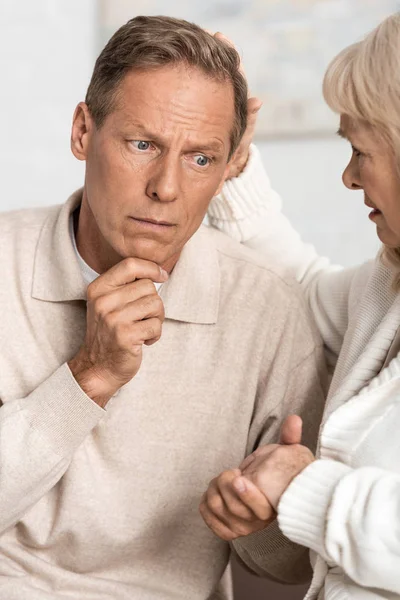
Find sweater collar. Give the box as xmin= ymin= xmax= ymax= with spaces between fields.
xmin=32 ymin=189 xmax=220 ymax=325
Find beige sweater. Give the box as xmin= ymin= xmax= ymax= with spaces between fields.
xmin=0 ymin=192 xmax=326 ymax=600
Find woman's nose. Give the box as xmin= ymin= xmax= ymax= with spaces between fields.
xmin=342 ymin=157 xmax=362 ymax=190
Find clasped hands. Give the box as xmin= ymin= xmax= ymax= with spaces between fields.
xmin=199 ymin=415 xmax=315 ymax=541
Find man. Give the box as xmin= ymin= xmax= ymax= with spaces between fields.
xmin=0 ymin=16 xmax=326 ymax=600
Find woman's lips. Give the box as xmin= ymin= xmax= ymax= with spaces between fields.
xmin=368 ymin=208 xmax=382 ymax=221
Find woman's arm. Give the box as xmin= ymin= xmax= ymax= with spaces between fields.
xmin=211 ymin=145 xmax=359 ymax=367
xmin=279 ymin=459 xmax=400 ymax=593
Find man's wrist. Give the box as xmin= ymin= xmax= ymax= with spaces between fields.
xmin=68 ymin=357 xmax=117 ymax=408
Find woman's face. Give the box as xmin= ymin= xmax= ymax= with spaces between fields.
xmin=340 ymin=114 xmax=400 ymax=248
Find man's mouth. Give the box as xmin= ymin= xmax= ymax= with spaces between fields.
xmin=129 ymin=216 xmax=175 ymax=229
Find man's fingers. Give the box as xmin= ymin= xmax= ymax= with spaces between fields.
xmin=216 ymin=470 xmax=255 ymax=521
xmin=91 ymin=279 xmax=159 ymax=315
xmin=200 ymin=492 xmax=269 ymax=541
xmin=280 ymin=415 xmax=303 ymax=445
xmin=88 ymin=257 xmax=168 ymax=299
xmin=199 ymin=498 xmax=238 ymax=542
xmin=113 ymin=294 xmax=165 ymax=326
xmin=232 ymin=476 xmax=275 ymax=522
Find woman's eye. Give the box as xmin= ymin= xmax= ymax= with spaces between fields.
xmin=194 ymin=154 xmax=209 ymax=167
xmin=352 ymin=146 xmax=362 ymax=158
xmin=132 ymin=140 xmax=151 ymax=151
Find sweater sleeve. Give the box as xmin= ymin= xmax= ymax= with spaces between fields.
xmin=233 ymin=291 xmax=328 ymax=584
xmin=209 ymin=145 xmax=358 ymax=369
xmin=0 ymin=362 xmax=104 ymax=534
xmin=278 ymin=356 xmax=400 ymax=593
xmin=278 ymin=460 xmax=400 ymax=594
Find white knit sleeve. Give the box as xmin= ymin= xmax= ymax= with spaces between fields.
xmin=209 ymin=145 xmax=358 ymax=367
xmin=278 ymin=459 xmax=400 ymax=594
xmin=278 ymin=356 xmax=400 ymax=593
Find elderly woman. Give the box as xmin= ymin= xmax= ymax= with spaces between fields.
xmin=201 ymin=13 xmax=400 ymax=600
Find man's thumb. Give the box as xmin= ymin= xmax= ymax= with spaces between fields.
xmin=279 ymin=415 xmax=302 ymax=445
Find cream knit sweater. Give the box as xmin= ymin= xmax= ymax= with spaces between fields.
xmin=209 ymin=146 xmax=400 ymax=600
xmin=0 ymin=190 xmax=326 ymax=599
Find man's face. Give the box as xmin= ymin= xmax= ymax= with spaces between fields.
xmin=75 ymin=64 xmax=235 ymax=272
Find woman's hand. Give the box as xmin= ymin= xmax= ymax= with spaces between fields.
xmin=239 ymin=440 xmax=315 ymax=512
xmin=211 ymin=32 xmax=263 ymax=179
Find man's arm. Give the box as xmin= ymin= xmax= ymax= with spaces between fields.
xmin=201 ymin=290 xmax=328 ymax=583
xmin=0 ymin=363 xmax=104 ymax=534
xmin=0 ymin=258 xmax=166 ymax=534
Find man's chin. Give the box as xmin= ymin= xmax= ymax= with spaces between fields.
xmin=121 ymin=243 xmax=180 ymax=274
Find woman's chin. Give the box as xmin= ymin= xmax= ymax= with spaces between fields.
xmin=376 ymin=225 xmax=400 ymax=248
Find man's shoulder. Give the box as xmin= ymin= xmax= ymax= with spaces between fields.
xmin=199 ymin=225 xmax=299 ymax=293
xmin=0 ymin=203 xmax=60 ymax=232
xmin=0 ymin=203 xmax=61 ymax=245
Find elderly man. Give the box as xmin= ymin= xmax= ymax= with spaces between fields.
xmin=0 ymin=15 xmax=325 ymax=600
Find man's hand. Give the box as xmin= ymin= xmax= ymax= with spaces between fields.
xmin=68 ymin=257 xmax=168 ymax=408
xmin=199 ymin=416 xmax=311 ymax=540
xmin=199 ymin=468 xmax=275 ymax=541
xmin=212 ymin=32 xmax=262 ymax=180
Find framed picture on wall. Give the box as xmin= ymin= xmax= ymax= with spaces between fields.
xmin=99 ymin=0 xmax=400 ymax=138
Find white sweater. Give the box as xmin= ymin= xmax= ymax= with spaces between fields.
xmin=208 ymin=146 xmax=400 ymax=600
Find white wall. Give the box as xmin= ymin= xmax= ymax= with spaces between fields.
xmin=258 ymin=136 xmax=380 ymax=266
xmin=0 ymin=0 xmax=97 ymax=211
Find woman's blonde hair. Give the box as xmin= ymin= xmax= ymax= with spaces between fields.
xmin=322 ymin=12 xmax=400 ymax=284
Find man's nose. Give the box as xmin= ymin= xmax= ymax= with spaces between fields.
xmin=146 ymin=154 xmax=179 ymax=202
xmin=342 ymin=155 xmax=362 ymax=191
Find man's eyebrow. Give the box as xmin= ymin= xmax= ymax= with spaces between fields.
xmin=192 ymin=140 xmax=225 ymax=154
xmin=123 ymin=123 xmax=225 ymax=153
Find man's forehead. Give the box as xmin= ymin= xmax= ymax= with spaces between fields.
xmin=111 ymin=66 xmax=235 ymax=152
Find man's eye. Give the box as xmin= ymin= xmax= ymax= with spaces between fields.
xmin=194 ymin=154 xmax=209 ymax=167
xmin=132 ymin=140 xmax=151 ymax=151
xmin=352 ymin=145 xmax=362 ymax=158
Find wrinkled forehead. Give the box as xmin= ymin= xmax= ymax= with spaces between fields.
xmin=110 ymin=65 xmax=235 ymax=150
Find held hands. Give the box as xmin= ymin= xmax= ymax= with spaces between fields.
xmin=199 ymin=416 xmax=315 ymax=541
xmin=68 ymin=258 xmax=168 ymax=408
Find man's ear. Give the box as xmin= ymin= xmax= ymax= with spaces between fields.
xmin=71 ymin=102 xmax=93 ymax=161
xmin=214 ymin=162 xmax=232 ymax=196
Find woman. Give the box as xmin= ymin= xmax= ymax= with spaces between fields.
xmin=201 ymin=13 xmax=400 ymax=600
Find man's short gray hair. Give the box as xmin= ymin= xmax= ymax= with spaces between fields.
xmin=85 ymin=15 xmax=248 ymax=159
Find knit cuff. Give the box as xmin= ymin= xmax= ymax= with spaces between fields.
xmin=208 ymin=144 xmax=280 ymax=241
xmin=233 ymin=518 xmax=312 ymax=583
xmin=278 ymin=459 xmax=352 ymax=562
xmin=23 ymin=362 xmax=105 ymax=456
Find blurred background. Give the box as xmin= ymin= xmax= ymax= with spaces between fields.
xmin=1 ymin=0 xmax=399 ymax=597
